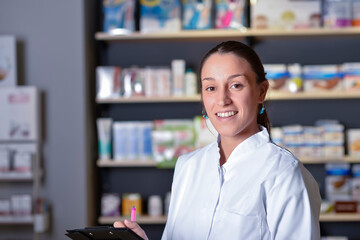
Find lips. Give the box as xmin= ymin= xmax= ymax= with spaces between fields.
xmin=216 ymin=111 xmax=238 ymax=118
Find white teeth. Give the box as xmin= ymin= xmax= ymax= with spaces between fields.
xmin=217 ymin=111 xmax=236 ymax=118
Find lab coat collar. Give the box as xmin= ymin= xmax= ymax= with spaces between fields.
xmin=217 ymin=125 xmax=270 ymax=168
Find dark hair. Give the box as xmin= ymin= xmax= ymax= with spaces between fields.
xmin=199 ymin=41 xmax=271 ymax=134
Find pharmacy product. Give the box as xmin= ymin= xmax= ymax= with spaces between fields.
xmin=113 ymin=122 xmax=127 ymax=161
xmin=140 ymin=0 xmax=181 ymax=33
xmin=122 ymin=193 xmax=142 ymax=216
xmin=148 ymin=195 xmax=163 ymax=217
xmin=342 ymin=63 xmax=360 ymax=91
xmin=323 ymin=0 xmax=352 ymax=28
xmin=97 ymin=118 xmax=113 ymax=161
xmin=263 ymin=64 xmax=289 ymax=92
xmin=216 ymin=0 xmax=246 ymax=29
xmin=138 ymin=122 xmax=153 ymax=160
xmin=0 ymin=148 xmax=10 ymax=173
xmin=184 ymin=68 xmax=197 ymax=96
xmin=183 ymin=0 xmax=212 ymax=30
xmin=101 ymin=193 xmax=120 ymax=217
xmin=353 ymin=0 xmax=360 ymax=26
xmin=325 ymin=163 xmax=351 ymax=202
xmin=347 ymin=129 xmax=360 ymax=157
xmin=171 ymin=60 xmax=185 ymax=96
xmin=103 ymin=0 xmax=135 ymax=34
xmin=288 ymin=63 xmax=303 ymax=93
xmin=96 ymin=66 xmax=122 ymax=99
xmin=303 ymin=65 xmax=342 ymax=92
xmin=251 ymin=0 xmax=321 ymax=29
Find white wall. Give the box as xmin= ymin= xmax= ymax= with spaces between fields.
xmin=0 ymin=0 xmax=93 ymax=239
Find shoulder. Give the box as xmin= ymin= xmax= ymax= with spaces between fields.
xmin=175 ymin=141 xmax=217 ymax=170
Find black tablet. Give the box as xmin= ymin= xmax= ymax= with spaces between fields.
xmin=66 ymin=226 xmax=144 ymax=240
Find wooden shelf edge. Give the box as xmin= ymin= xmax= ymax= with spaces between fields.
xmin=0 ymin=172 xmax=33 ymax=181
xmin=301 ymin=156 xmax=360 ymax=164
xmin=98 ymin=215 xmax=167 ymax=225
xmin=320 ymin=213 xmax=360 ymax=222
xmin=95 ymin=27 xmax=360 ymax=41
xmin=99 ymin=213 xmax=360 ymax=224
xmin=97 ymin=160 xmax=158 ymax=167
xmin=96 ymin=91 xmax=360 ymax=104
xmin=96 ymin=95 xmax=201 ymax=103
xmin=0 ymin=215 xmax=34 ymax=225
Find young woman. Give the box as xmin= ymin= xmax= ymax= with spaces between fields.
xmin=114 ymin=41 xmax=321 ymax=240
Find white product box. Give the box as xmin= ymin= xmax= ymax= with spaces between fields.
xmin=96 ymin=66 xmax=122 ymax=99
xmin=263 ymin=64 xmax=289 ymax=92
xmin=0 ymin=87 xmax=39 ymax=141
xmin=0 ymin=148 xmax=10 ymax=173
xmin=0 ymin=35 xmax=17 ymax=87
xmin=0 ymin=199 xmax=11 ymax=215
xmin=303 ymin=65 xmax=343 ymax=92
xmin=140 ymin=0 xmax=181 ymax=33
xmin=251 ymin=0 xmax=321 ymax=30
xmin=347 ymin=129 xmax=360 ymax=157
xmin=342 ymin=63 xmax=360 ymax=91
xmin=101 ymin=193 xmax=120 ymax=217
xmin=11 ymin=194 xmax=32 ymax=216
xmin=13 ymin=151 xmax=32 ymax=173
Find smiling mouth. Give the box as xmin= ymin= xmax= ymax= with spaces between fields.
xmin=216 ymin=111 xmax=238 ymax=118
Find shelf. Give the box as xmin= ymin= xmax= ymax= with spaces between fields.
xmin=0 ymin=172 xmax=33 ymax=181
xmin=96 ymin=95 xmax=201 ymax=104
xmin=96 ymin=91 xmax=360 ymax=104
xmin=320 ymin=213 xmax=360 ymax=222
xmin=97 ymin=156 xmax=360 ymax=168
xmin=98 ymin=215 xmax=167 ymax=225
xmin=301 ymin=156 xmax=360 ymax=164
xmin=267 ymin=91 xmax=360 ymax=100
xmin=95 ymin=27 xmax=360 ymax=41
xmin=100 ymin=214 xmax=360 ymax=224
xmin=97 ymin=160 xmax=157 ymax=167
xmin=0 ymin=215 xmax=33 ymax=225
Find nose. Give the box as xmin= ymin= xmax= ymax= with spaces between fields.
xmin=217 ymin=88 xmax=231 ymax=106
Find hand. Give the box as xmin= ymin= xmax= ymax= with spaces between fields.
xmin=113 ymin=219 xmax=149 ymax=240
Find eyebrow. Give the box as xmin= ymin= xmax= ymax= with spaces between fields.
xmin=202 ymin=73 xmax=245 ymax=81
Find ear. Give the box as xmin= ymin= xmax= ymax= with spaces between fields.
xmin=258 ymin=80 xmax=269 ymax=103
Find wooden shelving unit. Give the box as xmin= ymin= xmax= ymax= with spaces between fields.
xmin=320 ymin=213 xmax=360 ymax=222
xmin=98 ymin=215 xmax=167 ymax=225
xmin=99 ymin=213 xmax=360 ymax=225
xmin=96 ymin=91 xmax=360 ymax=104
xmin=95 ymin=27 xmax=360 ymax=41
xmin=97 ymin=156 xmax=360 ymax=168
xmin=97 ymin=160 xmax=157 ymax=167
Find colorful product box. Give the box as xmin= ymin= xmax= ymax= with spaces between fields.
xmin=96 ymin=66 xmax=122 ymax=99
xmin=323 ymin=0 xmax=352 ymax=28
xmin=342 ymin=63 xmax=360 ymax=91
xmin=263 ymin=64 xmax=289 ymax=92
xmin=347 ymin=129 xmax=360 ymax=157
xmin=140 ymin=0 xmax=181 ymax=33
xmin=183 ymin=0 xmax=212 ymax=30
xmin=103 ymin=0 xmax=135 ymax=34
xmin=303 ymin=65 xmax=343 ymax=92
xmin=101 ymin=193 xmax=120 ymax=217
xmin=215 ymin=0 xmax=246 ymax=29
xmin=325 ymin=163 xmax=351 ymax=202
xmin=251 ymin=0 xmax=321 ymax=29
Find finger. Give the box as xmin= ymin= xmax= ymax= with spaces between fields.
xmin=113 ymin=221 xmax=126 ymax=228
xmin=124 ymin=219 xmax=149 ymax=240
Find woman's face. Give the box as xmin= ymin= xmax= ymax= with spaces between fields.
xmin=201 ymin=53 xmax=268 ymax=141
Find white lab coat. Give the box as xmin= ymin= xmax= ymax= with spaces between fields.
xmin=162 ymin=127 xmax=321 ymax=240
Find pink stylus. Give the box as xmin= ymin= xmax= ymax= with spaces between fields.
xmin=131 ymin=206 xmax=136 ymax=222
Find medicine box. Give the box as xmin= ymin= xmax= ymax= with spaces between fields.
xmin=303 ymin=65 xmax=343 ymax=92
xmin=103 ymin=0 xmax=135 ymax=33
xmin=183 ymin=0 xmax=212 ymax=30
xmin=263 ymin=64 xmax=289 ymax=92
xmin=342 ymin=63 xmax=360 ymax=91
xmin=347 ymin=129 xmax=360 ymax=157
xmin=140 ymin=0 xmax=181 ymax=33
xmin=101 ymin=193 xmax=120 ymax=217
xmin=251 ymin=0 xmax=321 ymax=30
